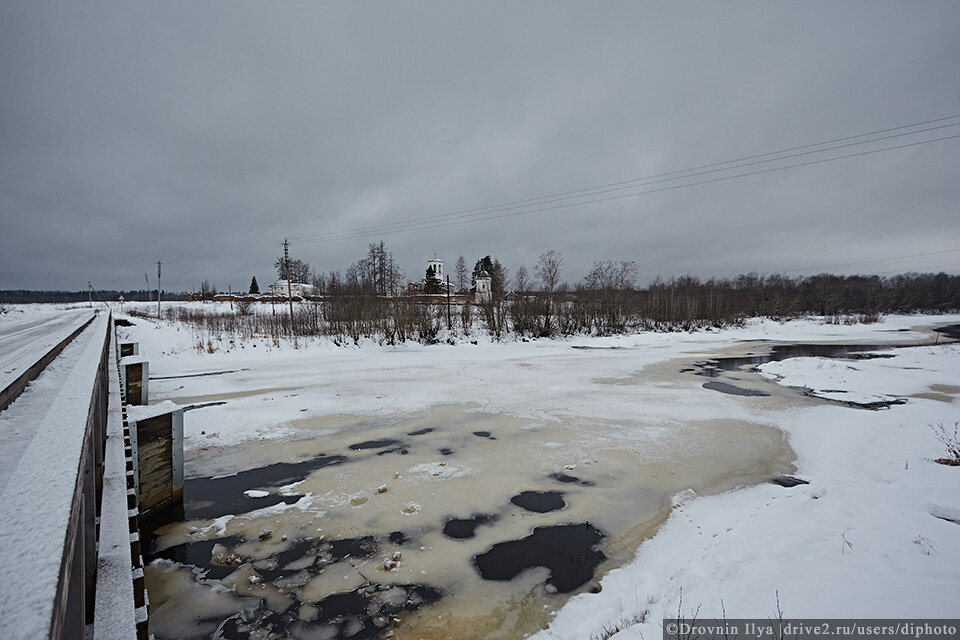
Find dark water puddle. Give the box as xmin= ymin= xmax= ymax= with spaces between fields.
xmin=798 ymin=390 xmax=907 ymax=411
xmin=184 ymin=453 xmax=346 ymax=520
xmin=934 ymin=324 xmax=960 ymax=341
xmin=388 ymin=531 xmax=409 ymax=545
xmin=407 ymin=428 xmax=435 ymax=436
xmin=548 ymin=472 xmax=595 ymax=487
xmin=571 ymin=345 xmax=623 ymax=350
xmin=693 ymin=365 xmax=721 ymax=378
xmin=690 ymin=339 xmax=953 ymax=407
xmin=257 ymin=535 xmax=378 ymax=582
xmin=442 ymin=514 xmax=498 ymax=540
xmin=510 ymin=491 xmax=565 ymax=513
xmin=438 ymin=447 xmax=454 ymax=456
xmin=149 ymin=531 xmax=440 ymax=640
xmin=150 ymin=368 xmax=248 ymax=380
xmin=376 ymin=446 xmax=409 ymax=456
xmin=216 ymin=582 xmax=441 ymax=640
xmin=697 ymin=342 xmax=920 ymax=376
xmin=183 ymin=401 xmax=228 ymax=412
xmin=150 ymin=534 xmax=378 ymax=581
xmin=472 ymin=431 xmax=496 ymax=439
xmin=151 ymin=536 xmax=242 ymax=580
xmin=702 ymin=381 xmax=770 ymax=397
xmin=349 ymin=438 xmax=401 ymax=450
xmin=771 ymin=475 xmax=809 ymax=488
xmin=473 ymin=523 xmax=606 ymax=593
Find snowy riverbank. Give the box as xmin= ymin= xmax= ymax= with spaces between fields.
xmin=532 ymin=335 xmax=960 ymax=639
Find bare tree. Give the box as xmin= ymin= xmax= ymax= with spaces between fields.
xmin=535 ymin=250 xmax=564 ymax=293
xmin=582 ymin=260 xmax=637 ymax=334
xmin=479 ymin=258 xmax=509 ymax=339
xmin=455 ymin=255 xmax=468 ymax=293
xmin=200 ymin=279 xmax=217 ymax=301
xmin=513 ymin=265 xmax=531 ymax=293
xmin=346 ymin=241 xmax=404 ymax=296
xmin=275 ymin=257 xmax=311 ymax=284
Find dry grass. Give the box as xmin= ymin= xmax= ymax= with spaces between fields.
xmin=931 ymin=421 xmax=960 ymax=466
xmin=589 ymin=610 xmax=649 ymax=640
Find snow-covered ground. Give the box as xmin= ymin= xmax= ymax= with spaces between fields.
xmin=96 ymin=303 xmax=960 ymax=637
xmin=534 ymin=344 xmax=960 ymax=639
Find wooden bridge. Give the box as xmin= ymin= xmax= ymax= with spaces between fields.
xmin=0 ymin=310 xmax=180 ymax=640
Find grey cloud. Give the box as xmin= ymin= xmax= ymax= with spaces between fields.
xmin=2 ymin=1 xmax=959 ymax=291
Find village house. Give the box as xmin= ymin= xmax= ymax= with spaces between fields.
xmin=266 ymin=280 xmax=314 ymax=298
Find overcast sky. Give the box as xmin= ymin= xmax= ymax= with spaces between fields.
xmin=2 ymin=1 xmax=959 ymax=292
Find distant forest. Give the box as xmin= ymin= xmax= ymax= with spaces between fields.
xmin=0 ymin=289 xmax=190 ymax=304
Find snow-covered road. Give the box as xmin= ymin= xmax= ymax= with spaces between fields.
xmin=0 ymin=306 xmax=96 ymax=393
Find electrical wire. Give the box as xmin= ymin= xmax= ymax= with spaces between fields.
xmin=291 ymin=120 xmax=960 ymax=243
xmin=204 ymin=115 xmax=960 ymax=257
xmin=777 ymin=248 xmax=960 ymax=274
xmin=298 ymin=132 xmax=960 ymax=243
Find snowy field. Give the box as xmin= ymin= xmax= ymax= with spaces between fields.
xmin=31 ymin=302 xmax=958 ymax=639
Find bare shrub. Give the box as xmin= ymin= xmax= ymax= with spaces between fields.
xmin=589 ymin=610 xmax=649 ymax=640
xmin=459 ymin=300 xmax=473 ymax=335
xmin=931 ymin=421 xmax=960 ymax=466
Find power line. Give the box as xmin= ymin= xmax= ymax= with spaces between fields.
xmin=205 ymin=114 xmax=960 ymax=257
xmin=874 ymin=261 xmax=960 ymax=276
xmin=292 ymin=118 xmax=960 ymax=243
xmin=777 ymin=248 xmax=960 ymax=274
xmin=299 ymin=132 xmax=960 ymax=243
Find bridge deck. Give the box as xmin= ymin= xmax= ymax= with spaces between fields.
xmin=0 ymin=313 xmax=110 ymax=640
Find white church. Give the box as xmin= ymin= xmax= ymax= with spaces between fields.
xmin=408 ymin=257 xmax=491 ymax=301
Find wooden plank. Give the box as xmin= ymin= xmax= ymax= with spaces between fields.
xmin=126 ymin=364 xmax=142 ymax=406
xmin=136 ymin=416 xmax=172 ymax=512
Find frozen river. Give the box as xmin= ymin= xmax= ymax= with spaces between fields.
xmin=116 ymin=310 xmax=956 ymax=640
xmin=141 ymin=344 xmax=806 ymax=639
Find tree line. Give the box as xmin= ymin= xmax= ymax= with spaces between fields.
xmin=0 ymin=289 xmax=191 ymax=304
xmin=128 ymin=242 xmax=960 ymax=347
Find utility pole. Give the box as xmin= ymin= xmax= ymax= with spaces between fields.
xmin=145 ymin=273 xmax=152 ymax=302
xmin=157 ymin=261 xmax=162 ymax=319
xmin=283 ymin=239 xmax=296 ymax=346
xmin=87 ymin=282 xmax=93 ymax=308
xmin=446 ymin=275 xmax=452 ymax=331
